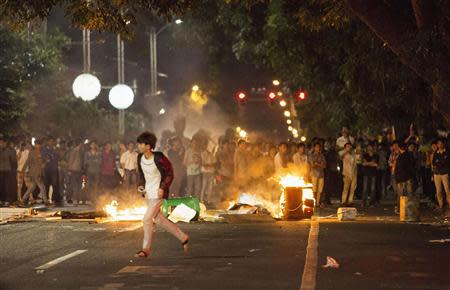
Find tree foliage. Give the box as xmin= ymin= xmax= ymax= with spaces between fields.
xmin=0 ymin=26 xmax=68 ymax=135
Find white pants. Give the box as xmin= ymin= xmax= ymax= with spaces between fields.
xmin=311 ymin=177 xmax=324 ymax=204
xmin=434 ymin=174 xmax=450 ymax=208
xmin=342 ymin=175 xmax=357 ymax=204
xmin=142 ymin=199 xmax=188 ymax=251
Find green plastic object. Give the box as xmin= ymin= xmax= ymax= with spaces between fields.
xmin=162 ymin=196 xmax=200 ymax=220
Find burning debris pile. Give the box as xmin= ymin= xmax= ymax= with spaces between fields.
xmin=100 ymin=174 xmax=315 ymax=223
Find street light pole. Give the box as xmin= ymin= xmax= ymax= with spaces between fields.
xmin=149 ymin=27 xmax=157 ymax=97
xmin=117 ymin=34 xmax=125 ymax=136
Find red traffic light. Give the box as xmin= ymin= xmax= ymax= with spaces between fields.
xmin=296 ymin=90 xmax=307 ymax=100
xmin=268 ymin=92 xmax=276 ymax=100
xmin=237 ymin=92 xmax=247 ymax=100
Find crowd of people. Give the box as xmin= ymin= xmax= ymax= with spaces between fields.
xmin=0 ymin=125 xmax=449 ymax=215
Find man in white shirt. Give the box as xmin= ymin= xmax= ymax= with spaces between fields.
xmin=341 ymin=142 xmax=357 ymax=206
xmin=16 ymin=142 xmax=31 ymax=201
xmin=336 ymin=127 xmax=355 ymax=152
xmin=292 ymin=143 xmax=310 ymax=181
xmin=135 ymin=132 xmax=189 ymax=258
xmin=200 ymin=144 xmax=216 ymax=203
xmin=274 ymin=142 xmax=289 ymax=174
xmin=120 ymin=141 xmax=138 ymax=193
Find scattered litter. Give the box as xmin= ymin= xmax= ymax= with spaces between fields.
xmin=354 ymin=272 xmax=362 ymax=276
xmin=168 ymin=203 xmax=197 ymax=223
xmin=337 ymin=207 xmax=357 ymax=221
xmin=248 ymin=249 xmax=261 ymax=253
xmin=322 ymin=256 xmax=340 ymax=268
xmin=429 ymin=239 xmax=450 ymax=243
xmin=129 ymin=260 xmax=133 ymax=263
xmin=227 ymin=263 xmax=232 ymax=265
xmin=36 ymin=270 xmax=45 ymax=275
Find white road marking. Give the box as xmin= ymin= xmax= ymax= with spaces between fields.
xmin=35 ymin=250 xmax=88 ymax=271
xmin=300 ymin=219 xmax=319 ymax=290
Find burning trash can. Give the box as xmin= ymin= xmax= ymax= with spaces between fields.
xmin=281 ymin=186 xmax=315 ymax=220
xmin=277 ymin=175 xmax=315 ymax=220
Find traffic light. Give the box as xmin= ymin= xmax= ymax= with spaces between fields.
xmin=296 ymin=89 xmax=308 ymax=101
xmin=267 ymin=91 xmax=277 ymax=106
xmin=236 ymin=91 xmax=247 ymax=106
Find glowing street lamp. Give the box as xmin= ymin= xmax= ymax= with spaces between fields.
xmin=272 ymin=80 xmax=280 ymax=86
xmin=288 ymin=126 xmax=293 ymax=131
xmin=239 ymin=130 xmax=248 ymax=138
xmin=300 ymin=136 xmax=307 ymax=142
xmin=280 ymin=100 xmax=287 ymax=107
xmin=286 ymin=119 xmax=292 ymax=125
xmin=109 ymin=84 xmax=135 ymax=109
xmin=72 ymin=73 xmax=101 ymax=101
xmin=175 ymin=19 xmax=183 ymax=25
xmin=284 ymin=110 xmax=291 ymax=118
xmin=192 ymin=85 xmax=200 ymax=92
xmin=159 ymin=108 xmax=166 ymax=115
xmin=292 ymin=128 xmax=298 ymax=135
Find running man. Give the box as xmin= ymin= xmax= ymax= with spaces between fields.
xmin=135 ymin=132 xmax=189 ymax=258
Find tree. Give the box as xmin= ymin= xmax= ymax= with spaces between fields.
xmin=0 ymin=26 xmax=68 ymax=135
xmin=347 ymin=0 xmax=450 ymax=126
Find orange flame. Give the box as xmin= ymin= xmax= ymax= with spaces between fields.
xmin=104 ymin=200 xmax=146 ymax=221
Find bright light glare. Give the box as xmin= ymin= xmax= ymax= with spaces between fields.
xmin=286 ymin=119 xmax=292 ymax=125
xmin=239 ymin=130 xmax=248 ymax=138
xmin=109 ymin=84 xmax=134 ymax=109
xmin=175 ymin=19 xmax=183 ymax=24
xmin=236 ymin=126 xmax=242 ymax=133
xmin=280 ymin=100 xmax=287 ymax=107
xmin=292 ymin=129 xmax=298 ymax=135
xmin=284 ymin=110 xmax=291 ymax=117
xmin=272 ymin=80 xmax=280 ymax=86
xmin=31 ymin=137 xmax=36 ymax=146
xmin=72 ymin=73 xmax=101 ymax=101
xmin=300 ymin=136 xmax=307 ymax=142
xmin=288 ymin=126 xmax=293 ymax=131
xmin=159 ymin=108 xmax=166 ymax=115
xmin=84 ymin=139 xmax=89 ymax=144
xmin=192 ymin=85 xmax=199 ymax=92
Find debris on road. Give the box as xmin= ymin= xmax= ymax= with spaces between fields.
xmin=428 ymin=239 xmax=450 ymax=243
xmin=337 ymin=207 xmax=357 ymax=221
xmin=248 ymin=249 xmax=261 ymax=253
xmin=322 ymin=256 xmax=340 ymax=268
xmin=168 ymin=203 xmax=197 ymax=223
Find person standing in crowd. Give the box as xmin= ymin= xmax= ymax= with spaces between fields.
xmin=42 ymin=136 xmax=61 ymax=205
xmin=324 ymin=139 xmax=340 ymax=205
xmin=424 ymin=141 xmax=437 ymax=203
xmin=0 ymin=137 xmax=17 ymax=206
xmin=167 ymin=137 xmax=185 ymax=197
xmin=293 ymin=143 xmax=309 ymax=181
xmin=336 ymin=127 xmax=355 ymax=152
xmin=310 ymin=142 xmax=326 ymax=207
xmin=388 ymin=141 xmax=400 ymax=197
xmin=120 ymin=141 xmax=138 ymax=195
xmin=200 ymin=142 xmax=216 ymax=203
xmin=216 ymin=140 xmax=234 ymax=200
xmin=184 ymin=138 xmax=202 ymax=197
xmin=362 ymin=143 xmax=379 ymax=207
xmin=135 ymin=131 xmax=189 ymax=259
xmin=341 ymin=142 xmax=358 ymax=206
xmin=66 ymin=139 xmax=84 ymax=204
xmin=21 ymin=140 xmax=48 ymax=205
xmin=377 ymin=142 xmax=390 ymax=200
xmin=100 ymin=142 xmax=116 ymax=191
xmin=16 ymin=141 xmax=31 ymax=202
xmin=234 ymin=139 xmax=249 ymax=191
xmin=274 ymin=142 xmax=289 ymax=174
xmin=432 ymin=138 xmax=449 ymax=210
xmin=394 ymin=142 xmax=416 ymax=214
xmin=58 ymin=140 xmax=69 ymax=201
xmin=83 ymin=141 xmax=101 ymax=203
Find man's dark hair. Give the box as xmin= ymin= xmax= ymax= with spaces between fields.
xmin=344 ymin=142 xmax=352 ymax=148
xmin=237 ymin=139 xmax=247 ymax=146
xmin=34 ymin=139 xmax=42 ymax=145
xmin=398 ymin=142 xmax=407 ymax=151
xmin=279 ymin=142 xmax=288 ymax=147
xmin=437 ymin=137 xmax=447 ymax=144
xmin=137 ymin=131 xmax=157 ymax=149
xmin=313 ymin=142 xmax=321 ymax=147
xmin=297 ymin=142 xmax=306 ymax=148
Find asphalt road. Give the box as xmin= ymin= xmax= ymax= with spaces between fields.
xmin=0 ymin=216 xmax=449 ymax=290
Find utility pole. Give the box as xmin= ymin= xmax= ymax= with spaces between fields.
xmin=117 ymin=34 xmax=125 ymax=136
xmin=149 ymin=27 xmax=157 ymax=98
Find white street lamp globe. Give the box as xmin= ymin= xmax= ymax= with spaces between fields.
xmin=109 ymin=84 xmax=134 ymax=109
xmin=72 ymin=73 xmax=101 ymax=101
